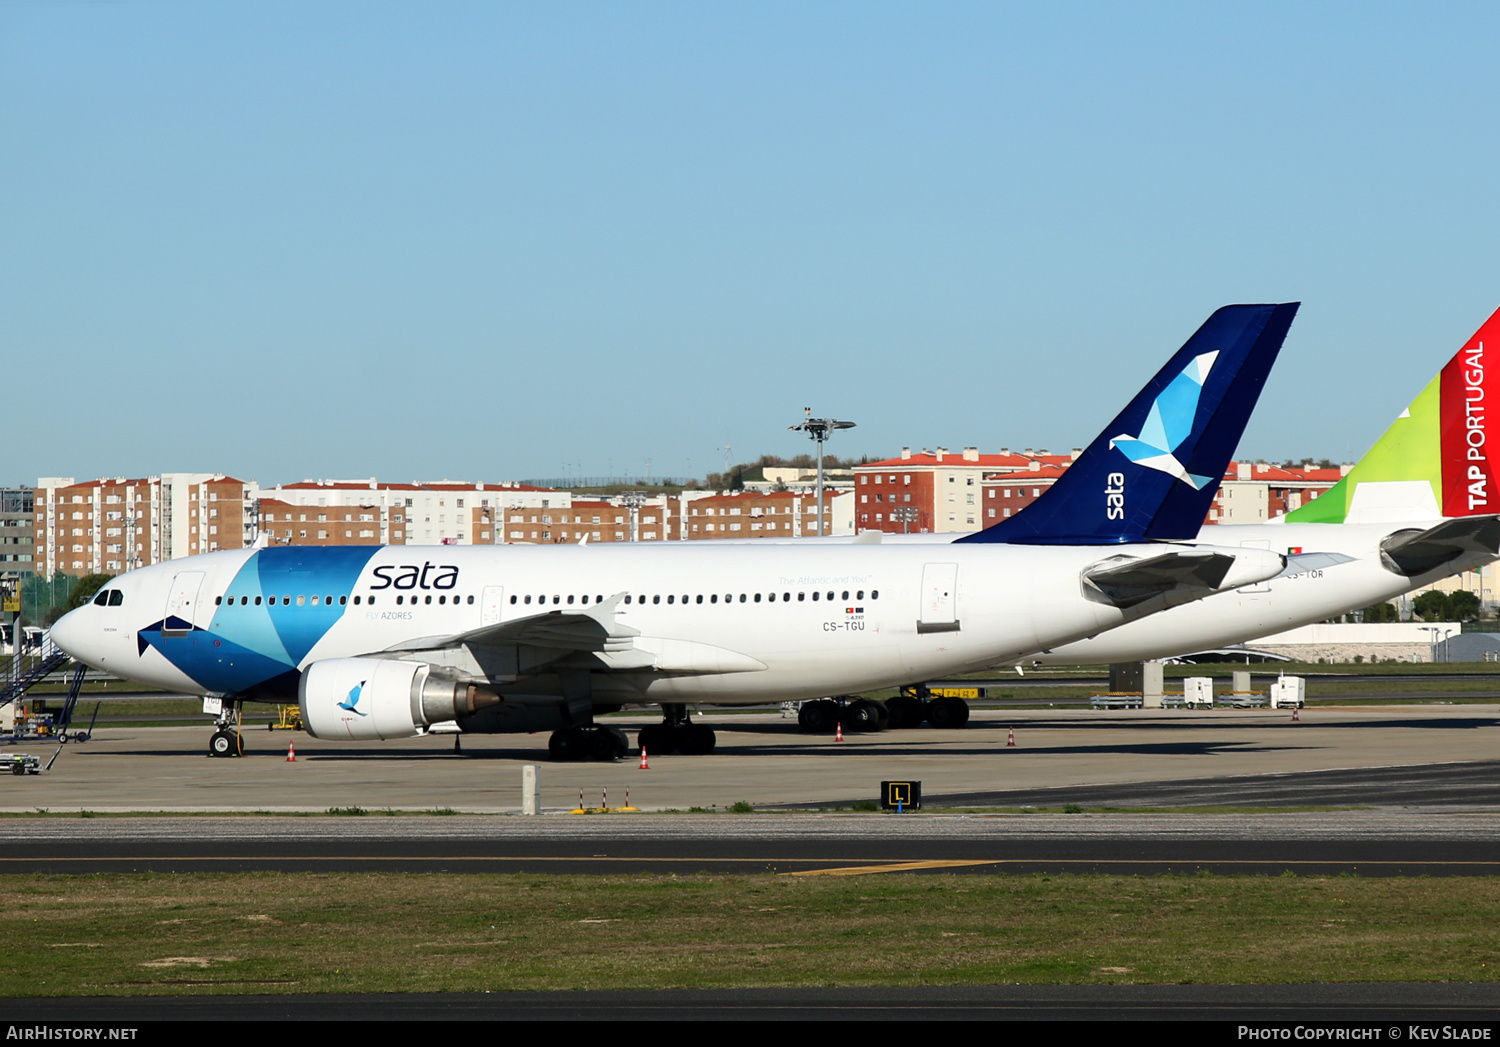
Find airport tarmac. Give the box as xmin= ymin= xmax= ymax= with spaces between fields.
xmin=3 ymin=704 xmax=1500 ymax=813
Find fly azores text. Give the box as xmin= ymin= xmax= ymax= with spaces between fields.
xmin=369 ymin=563 xmax=459 ymax=591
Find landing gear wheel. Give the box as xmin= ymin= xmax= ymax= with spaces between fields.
xmin=925 ymin=696 xmax=970 ymax=729
xmin=885 ymin=696 xmax=925 ymax=729
xmin=676 ymin=724 xmax=717 ymax=755
xmin=208 ymin=730 xmax=242 ymax=757
xmin=846 ymin=699 xmax=888 ymax=732
xmin=797 ymin=699 xmax=840 ymax=733
xmin=590 ymin=727 xmax=629 ymax=761
xmin=548 ymin=727 xmax=590 ymax=761
xmin=10 ymin=762 xmax=23 ymax=776
xmin=637 ymin=724 xmax=677 ymax=756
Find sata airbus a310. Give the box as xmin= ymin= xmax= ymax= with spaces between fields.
xmin=50 ymin=304 xmax=1297 ymax=759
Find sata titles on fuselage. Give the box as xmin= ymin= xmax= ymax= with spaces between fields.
xmin=369 ymin=563 xmax=460 ymax=591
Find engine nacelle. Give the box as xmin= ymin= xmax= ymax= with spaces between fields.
xmin=299 ymin=657 xmax=500 ymax=741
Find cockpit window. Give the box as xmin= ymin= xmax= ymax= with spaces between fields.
xmin=92 ymin=589 xmax=123 ymax=607
xmin=109 ymin=590 xmax=123 ymax=606
xmin=92 ymin=590 xmax=108 ymax=607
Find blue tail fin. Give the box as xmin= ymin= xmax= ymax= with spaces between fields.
xmin=959 ymin=302 xmax=1299 ymax=545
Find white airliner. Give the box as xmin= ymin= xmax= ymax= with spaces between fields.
xmin=49 ymin=304 xmax=1298 ymax=759
xmin=988 ymin=306 xmax=1500 ymax=669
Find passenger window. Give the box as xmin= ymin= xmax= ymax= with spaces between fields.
xmin=739 ymin=594 xmax=746 ymax=603
xmin=754 ymin=593 xmax=761 ymax=603
xmin=397 ymin=596 xmax=404 ymax=605
xmin=696 ymin=595 xmax=703 ymax=604
xmin=297 ymin=596 xmax=306 ymax=606
xmin=467 ymin=595 xmax=474 ymax=605
xmin=812 ymin=592 xmax=819 ymax=601
xmin=354 ymin=596 xmax=361 ymax=605
xmin=842 ymin=591 xmax=849 ymax=600
xmin=425 ymin=595 xmax=433 ymax=605
xmin=710 ymin=595 xmax=718 ymax=604
xmin=567 ymin=595 xmax=574 ymax=605
xmin=340 ymin=596 xmax=347 ymax=605
xmin=667 ymin=595 xmax=674 ymax=604
xmin=439 ymin=595 xmax=446 ymax=605
xmin=241 ymin=596 xmax=248 ymax=606
xmin=211 ymin=595 xmax=220 ymax=607
xmin=255 ymin=596 xmax=262 ymax=606
xmin=653 ymin=595 xmax=661 ymax=605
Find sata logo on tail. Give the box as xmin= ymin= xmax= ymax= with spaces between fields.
xmin=1440 ymin=311 xmax=1500 ymax=516
xmin=1109 ymin=351 xmax=1219 ymax=490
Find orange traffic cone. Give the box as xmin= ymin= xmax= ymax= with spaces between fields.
xmin=286 ymin=741 xmax=296 ymax=762
xmin=639 ymin=746 xmax=649 ymax=770
xmin=835 ymin=721 xmax=844 ymax=742
xmin=1008 ymin=726 xmax=1016 ymax=747
xmin=1292 ymin=705 xmax=1300 ymax=722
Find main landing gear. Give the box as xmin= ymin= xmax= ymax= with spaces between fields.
xmin=636 ymin=704 xmax=716 ymax=756
xmin=548 ymin=725 xmax=630 ymax=762
xmin=797 ymin=696 xmax=889 ymax=734
xmin=796 ymin=693 xmax=971 ymax=733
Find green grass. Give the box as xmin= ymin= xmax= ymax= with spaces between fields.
xmin=4 ymin=872 xmax=1500 ymax=996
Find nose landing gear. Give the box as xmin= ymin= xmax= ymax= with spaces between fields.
xmin=207 ymin=700 xmax=244 ymax=757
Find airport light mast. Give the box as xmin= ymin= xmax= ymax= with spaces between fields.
xmin=788 ymin=408 xmax=855 ymax=537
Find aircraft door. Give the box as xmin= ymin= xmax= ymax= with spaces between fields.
xmin=163 ymin=572 xmax=205 ymax=635
xmin=918 ymin=563 xmax=960 ymax=633
xmin=480 ymin=586 xmax=505 ymax=627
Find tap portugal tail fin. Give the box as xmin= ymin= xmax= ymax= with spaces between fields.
xmin=1286 ymin=305 xmax=1500 ymax=525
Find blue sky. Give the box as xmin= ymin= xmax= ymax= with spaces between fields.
xmin=5 ymin=2 xmax=1500 ymax=486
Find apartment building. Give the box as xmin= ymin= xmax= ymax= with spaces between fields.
xmin=684 ymin=490 xmax=852 ymax=539
xmin=34 ymin=474 xmax=258 ymax=577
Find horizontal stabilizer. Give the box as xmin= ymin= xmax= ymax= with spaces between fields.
xmin=1081 ymin=546 xmax=1286 ymax=609
xmin=1379 ymin=516 xmax=1500 ymax=577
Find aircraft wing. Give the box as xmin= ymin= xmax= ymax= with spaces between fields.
xmin=382 ymin=595 xmax=765 ymax=675
xmin=1380 ymin=516 xmax=1500 ymax=576
xmin=388 ymin=594 xmax=640 ymax=655
xmin=1080 ymin=547 xmax=1282 ymax=610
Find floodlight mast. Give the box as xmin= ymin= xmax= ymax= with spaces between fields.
xmin=788 ymin=408 xmax=856 ymax=537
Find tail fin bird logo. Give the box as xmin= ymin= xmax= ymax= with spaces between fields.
xmin=1109 ymin=350 xmax=1219 ymax=489
xmin=339 ymin=681 xmax=368 ymax=716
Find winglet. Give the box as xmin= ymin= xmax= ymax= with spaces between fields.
xmin=960 ymin=303 xmax=1299 ymax=545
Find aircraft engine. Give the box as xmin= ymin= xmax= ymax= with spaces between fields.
xmin=299 ymin=657 xmax=500 ymax=741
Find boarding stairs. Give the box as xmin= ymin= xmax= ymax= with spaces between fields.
xmin=0 ymin=636 xmax=73 ymax=710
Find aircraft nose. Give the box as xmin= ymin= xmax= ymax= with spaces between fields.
xmin=48 ymin=607 xmax=86 ymax=659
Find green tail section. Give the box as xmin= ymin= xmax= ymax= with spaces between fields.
xmin=1284 ymin=375 xmax=1441 ymax=524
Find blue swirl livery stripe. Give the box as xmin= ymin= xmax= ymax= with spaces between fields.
xmin=255 ymin=546 xmax=380 ymax=664
xmin=138 ymin=546 xmax=380 ymax=695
